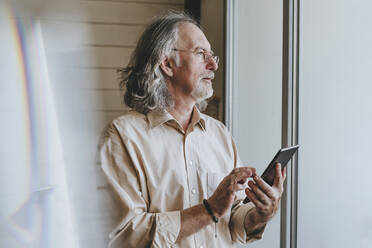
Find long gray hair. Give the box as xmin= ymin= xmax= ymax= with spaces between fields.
xmin=118 ymin=11 xmax=199 ymax=114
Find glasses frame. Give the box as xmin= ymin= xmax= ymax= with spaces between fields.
xmin=172 ymin=48 xmax=220 ymax=65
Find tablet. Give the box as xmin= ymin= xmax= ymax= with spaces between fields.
xmin=243 ymin=145 xmax=299 ymax=204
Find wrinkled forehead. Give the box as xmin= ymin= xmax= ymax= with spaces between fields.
xmin=175 ymin=22 xmax=211 ymax=51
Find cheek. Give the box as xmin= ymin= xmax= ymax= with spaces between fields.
xmin=192 ymin=67 xmax=204 ymax=81
xmin=178 ymin=63 xmax=205 ymax=88
xmin=184 ymin=67 xmax=200 ymax=82
xmin=192 ymin=75 xmax=203 ymax=89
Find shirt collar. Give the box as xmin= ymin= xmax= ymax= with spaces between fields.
xmin=147 ymin=106 xmax=206 ymax=131
xmin=190 ymin=105 xmax=206 ymax=131
xmin=147 ymin=109 xmax=174 ymax=128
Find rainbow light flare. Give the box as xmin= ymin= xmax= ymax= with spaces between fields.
xmin=1 ymin=2 xmax=79 ymax=248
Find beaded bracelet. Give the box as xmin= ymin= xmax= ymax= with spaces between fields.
xmin=203 ymin=199 xmax=218 ymax=223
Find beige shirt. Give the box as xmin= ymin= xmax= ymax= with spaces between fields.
xmin=99 ymin=106 xmax=265 ymax=248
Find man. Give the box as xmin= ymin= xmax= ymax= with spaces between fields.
xmin=99 ymin=11 xmax=286 ymax=248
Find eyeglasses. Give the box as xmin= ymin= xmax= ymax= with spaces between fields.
xmin=172 ymin=48 xmax=219 ymax=65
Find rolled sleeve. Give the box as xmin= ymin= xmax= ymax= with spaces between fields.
xmin=230 ymin=201 xmax=266 ymax=244
xmin=151 ymin=211 xmax=181 ymax=247
xmin=108 ymin=211 xmax=181 ymax=248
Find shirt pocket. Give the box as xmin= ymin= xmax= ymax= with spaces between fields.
xmin=206 ymin=172 xmax=226 ymax=198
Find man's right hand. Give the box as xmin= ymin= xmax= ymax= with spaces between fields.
xmin=208 ymin=167 xmax=256 ymax=218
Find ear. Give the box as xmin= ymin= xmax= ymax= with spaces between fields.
xmin=159 ymin=57 xmax=174 ymax=77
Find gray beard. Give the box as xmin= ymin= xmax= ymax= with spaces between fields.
xmin=191 ymin=80 xmax=213 ymax=101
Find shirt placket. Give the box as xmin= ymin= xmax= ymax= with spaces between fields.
xmin=184 ymin=130 xmax=205 ymax=248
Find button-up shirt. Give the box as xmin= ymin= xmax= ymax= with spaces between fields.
xmin=99 ymin=106 xmax=265 ymax=248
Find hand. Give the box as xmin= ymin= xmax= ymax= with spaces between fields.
xmin=245 ymin=163 xmax=286 ymax=223
xmin=208 ymin=167 xmax=256 ymax=218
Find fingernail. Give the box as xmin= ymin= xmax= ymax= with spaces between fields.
xmin=254 ymin=175 xmax=258 ymax=180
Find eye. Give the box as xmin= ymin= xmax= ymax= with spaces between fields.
xmin=196 ymin=51 xmax=204 ymax=57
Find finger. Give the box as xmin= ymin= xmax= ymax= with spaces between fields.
xmin=237 ymin=178 xmax=247 ymax=185
xmin=245 ymin=187 xmax=264 ymax=209
xmin=229 ymin=167 xmax=256 ymax=183
xmin=226 ymin=181 xmax=247 ymax=193
xmin=233 ymin=183 xmax=247 ymax=192
xmin=282 ymin=166 xmax=287 ymax=181
xmin=248 ymin=180 xmax=270 ymax=204
xmin=230 ymin=167 xmax=256 ymax=178
xmin=252 ymin=175 xmax=276 ymax=200
xmin=273 ymin=163 xmax=284 ymax=188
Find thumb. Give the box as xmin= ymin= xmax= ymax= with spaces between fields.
xmin=273 ymin=162 xmax=283 ymax=188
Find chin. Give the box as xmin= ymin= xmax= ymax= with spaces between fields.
xmin=205 ymin=88 xmax=214 ymax=99
xmin=204 ymin=82 xmax=214 ymax=98
xmin=191 ymin=79 xmax=214 ymax=101
xmin=192 ymin=88 xmax=213 ymax=101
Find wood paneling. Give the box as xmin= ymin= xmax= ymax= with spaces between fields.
xmin=85 ymin=24 xmax=145 ymax=46
xmin=77 ymin=68 xmax=120 ymax=89
xmin=71 ymin=2 xmax=183 ymax=247
xmin=80 ymin=2 xmax=173 ymax=24
xmin=84 ymin=0 xmax=183 ymax=4
xmin=75 ymin=46 xmax=132 ymax=68
xmin=78 ymin=89 xmax=123 ymax=111
xmin=0 ymin=1 xmax=184 ymax=247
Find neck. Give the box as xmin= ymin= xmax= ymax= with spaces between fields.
xmin=168 ymin=97 xmax=195 ymax=132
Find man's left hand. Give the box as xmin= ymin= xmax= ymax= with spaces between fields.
xmin=245 ymin=162 xmax=286 ymax=223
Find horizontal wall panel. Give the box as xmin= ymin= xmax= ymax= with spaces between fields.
xmin=78 ymin=90 xmax=123 ymax=111
xmin=41 ymin=2 xmax=182 ymax=23
xmin=74 ymin=47 xmax=132 ymax=68
xmin=82 ymin=111 xmax=127 ymax=130
xmin=80 ymin=1 xmax=183 ymax=24
xmin=83 ymin=0 xmax=183 ymax=4
xmin=41 ymin=20 xmax=92 ymax=51
xmin=41 ymin=21 xmax=144 ymax=47
xmin=85 ymin=23 xmax=145 ymax=46
xmin=77 ymin=68 xmax=121 ymax=89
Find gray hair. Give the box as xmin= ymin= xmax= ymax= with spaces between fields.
xmin=118 ymin=11 xmax=203 ymax=114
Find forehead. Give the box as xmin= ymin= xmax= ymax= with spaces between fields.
xmin=176 ymin=23 xmax=211 ymax=51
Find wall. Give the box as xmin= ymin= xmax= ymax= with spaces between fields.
xmin=297 ymin=0 xmax=372 ymax=247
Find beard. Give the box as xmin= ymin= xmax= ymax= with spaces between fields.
xmin=191 ymin=78 xmax=214 ymax=101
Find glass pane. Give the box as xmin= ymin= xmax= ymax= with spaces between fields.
xmin=231 ymin=0 xmax=283 ymax=247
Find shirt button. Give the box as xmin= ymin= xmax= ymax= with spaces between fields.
xmin=135 ymin=208 xmax=142 ymax=214
xmin=200 ymin=246 xmax=204 ymax=248
xmin=191 ymin=188 xmax=196 ymax=194
xmin=189 ymin=160 xmax=193 ymax=165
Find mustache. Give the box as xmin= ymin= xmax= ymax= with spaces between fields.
xmin=201 ymin=73 xmax=215 ymax=80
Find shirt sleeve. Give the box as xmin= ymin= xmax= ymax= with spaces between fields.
xmin=229 ymin=201 xmax=266 ymax=244
xmin=99 ymin=123 xmax=181 ymax=248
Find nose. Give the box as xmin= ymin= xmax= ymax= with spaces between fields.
xmin=206 ymin=57 xmax=218 ymax=71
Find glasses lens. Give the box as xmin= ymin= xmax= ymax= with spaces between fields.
xmin=204 ymin=52 xmax=219 ymax=64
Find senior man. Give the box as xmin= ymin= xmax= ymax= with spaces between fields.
xmin=99 ymin=11 xmax=286 ymax=248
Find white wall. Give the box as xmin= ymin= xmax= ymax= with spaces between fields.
xmin=231 ymin=0 xmax=283 ymax=247
xmin=298 ymin=0 xmax=372 ymax=247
